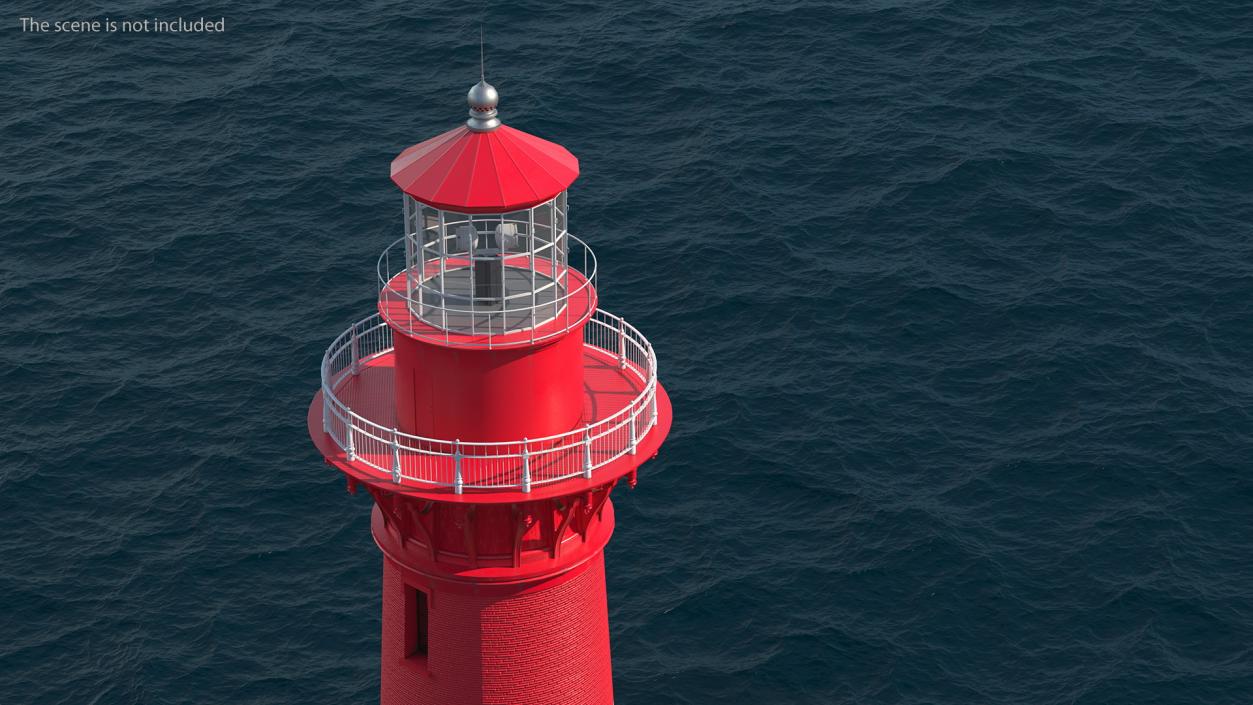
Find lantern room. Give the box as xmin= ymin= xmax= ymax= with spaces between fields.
xmin=381 ymin=80 xmax=592 ymax=343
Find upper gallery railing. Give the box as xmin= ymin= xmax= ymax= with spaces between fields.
xmin=377 ymin=233 xmax=597 ymax=348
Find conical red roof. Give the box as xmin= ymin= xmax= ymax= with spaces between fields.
xmin=390 ymin=124 xmax=579 ymax=213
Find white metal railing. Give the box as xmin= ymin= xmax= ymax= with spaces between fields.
xmin=319 ymin=309 xmax=657 ymax=492
xmin=378 ymin=233 xmax=597 ymax=348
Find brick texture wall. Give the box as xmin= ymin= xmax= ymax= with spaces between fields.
xmin=381 ymin=555 xmax=614 ymax=705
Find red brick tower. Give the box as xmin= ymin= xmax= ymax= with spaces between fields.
xmin=307 ymin=76 xmax=672 ymax=705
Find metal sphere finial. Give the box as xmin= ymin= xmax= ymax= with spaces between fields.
xmin=467 ymin=79 xmax=500 ymax=132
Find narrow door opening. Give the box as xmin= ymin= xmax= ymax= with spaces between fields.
xmin=405 ymin=585 xmax=428 ymax=659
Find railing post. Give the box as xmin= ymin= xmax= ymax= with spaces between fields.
xmin=453 ymin=439 xmax=463 ymax=495
xmin=391 ymin=428 xmax=402 ymax=484
xmin=521 ymin=439 xmax=532 ymax=493
xmin=628 ymin=413 xmax=638 ymax=456
xmin=582 ymin=426 xmax=593 ymax=479
xmin=650 ymin=388 xmax=658 ymax=430
xmin=321 ymin=394 xmax=330 ymax=434
xmin=345 ymin=418 xmax=356 ymax=462
xmin=405 ymin=256 xmax=416 ymax=319
xmin=617 ymin=317 xmax=626 ymax=370
xmin=350 ymin=326 xmax=361 ymax=376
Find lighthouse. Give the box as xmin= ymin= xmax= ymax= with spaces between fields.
xmin=307 ymin=76 xmax=672 ymax=705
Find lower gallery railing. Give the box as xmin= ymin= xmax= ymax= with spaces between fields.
xmin=320 ymin=310 xmax=658 ymax=492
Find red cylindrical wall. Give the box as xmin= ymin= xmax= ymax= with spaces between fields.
xmin=392 ymin=328 xmax=586 ymax=442
xmin=380 ymin=548 xmax=614 ymax=705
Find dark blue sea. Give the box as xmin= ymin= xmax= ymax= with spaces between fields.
xmin=4 ymin=2 xmax=1253 ymax=703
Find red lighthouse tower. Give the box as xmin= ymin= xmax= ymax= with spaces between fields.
xmin=307 ymin=76 xmax=672 ymax=705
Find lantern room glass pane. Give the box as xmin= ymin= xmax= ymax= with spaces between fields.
xmin=404 ymin=194 xmax=572 ymax=336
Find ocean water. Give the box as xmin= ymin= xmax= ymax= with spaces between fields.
xmin=4 ymin=1 xmax=1253 ymax=703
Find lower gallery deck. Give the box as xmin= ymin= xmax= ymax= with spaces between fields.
xmin=316 ymin=343 xmax=661 ymax=494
